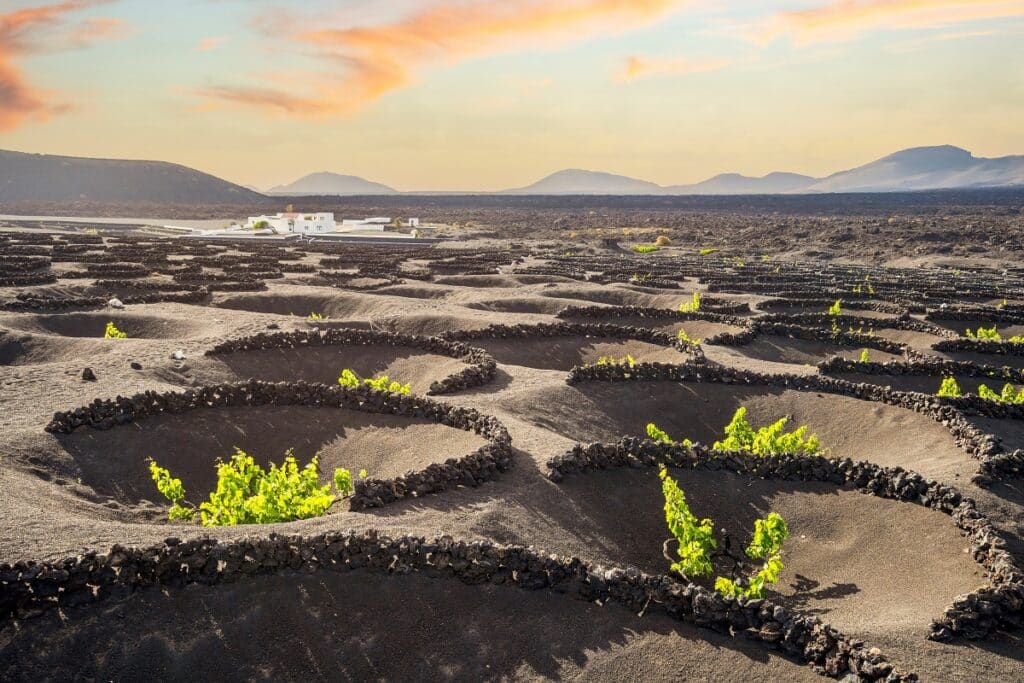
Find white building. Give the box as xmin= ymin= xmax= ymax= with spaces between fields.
xmin=245 ymin=212 xmax=335 ymax=234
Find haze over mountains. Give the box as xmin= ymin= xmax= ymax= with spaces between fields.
xmin=0 ymin=146 xmax=1021 ymax=205
xmin=266 ymin=172 xmax=397 ymax=196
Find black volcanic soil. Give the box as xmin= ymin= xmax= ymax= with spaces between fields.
xmin=2 ymin=228 xmax=1024 ymax=682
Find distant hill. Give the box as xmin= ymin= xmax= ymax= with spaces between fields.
xmin=503 ymin=169 xmax=662 ymax=195
xmin=666 ymin=172 xmax=816 ymax=195
xmin=504 ymin=146 xmax=1023 ymax=195
xmin=804 ymin=146 xmax=1024 ymax=193
xmin=267 ymin=172 xmax=397 ymax=196
xmin=0 ymin=149 xmax=265 ymax=204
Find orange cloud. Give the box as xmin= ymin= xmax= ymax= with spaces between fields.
xmin=199 ymin=0 xmax=688 ymax=116
xmin=0 ymin=0 xmax=123 ymax=131
xmin=761 ymin=0 xmax=1024 ymax=45
xmin=617 ymin=55 xmax=732 ymax=82
xmin=196 ymin=36 xmax=226 ymax=52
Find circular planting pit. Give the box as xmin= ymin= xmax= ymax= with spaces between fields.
xmin=206 ymin=346 xmax=470 ymax=394
xmin=0 ymin=312 xmax=202 ymax=339
xmin=722 ymin=336 xmax=902 ymax=366
xmin=465 ymin=297 xmax=572 ymax=315
xmin=553 ymin=466 xmax=981 ymax=641
xmin=540 ymin=286 xmax=681 ymax=308
xmin=827 ymin=371 xmax=996 ymax=396
xmin=559 ymin=312 xmax=743 ymax=340
xmin=0 ymin=558 xmax=822 ymax=682
xmin=54 ymin=404 xmax=488 ymax=516
xmin=470 ymin=336 xmax=685 ymax=371
xmin=211 ymin=291 xmax=374 ymax=320
xmin=515 ymin=381 xmax=974 ymax=481
xmin=0 ymin=331 xmax=79 ymax=366
xmin=931 ymin=319 xmax=1024 ymax=338
xmin=370 ymin=284 xmax=453 ymax=300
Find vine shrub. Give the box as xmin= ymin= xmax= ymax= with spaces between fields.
xmin=712 ymin=407 xmax=821 ymax=455
xmin=977 ymin=383 xmax=1024 ymax=404
xmin=859 ymin=349 xmax=870 ymax=362
xmin=965 ymin=326 xmax=1024 ymax=343
xmin=594 ymin=354 xmax=636 ymax=368
xmin=937 ymin=377 xmax=962 ymax=398
xmin=148 ymin=449 xmax=361 ymax=526
xmin=308 ymin=312 xmax=325 ymax=320
xmin=631 ymin=244 xmax=659 ymax=254
xmin=660 ymin=466 xmax=789 ymax=598
xmin=660 ymin=466 xmax=715 ymax=577
xmin=678 ymin=292 xmax=701 ymax=313
xmin=677 ymin=329 xmax=702 ymax=346
xmin=104 ymin=322 xmax=127 ymax=339
xmin=646 ymin=408 xmax=820 ymax=455
xmin=337 ymin=368 xmax=411 ymax=394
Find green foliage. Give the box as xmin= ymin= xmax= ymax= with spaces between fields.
xmin=149 ymin=448 xmax=358 ymax=526
xmin=308 ymin=312 xmax=325 ymax=320
xmin=859 ymin=348 xmax=870 ymax=362
xmin=678 ymin=291 xmax=701 ymax=313
xmin=337 ymin=368 xmax=411 ymax=394
xmin=251 ymin=219 xmax=269 ymax=230
xmin=629 ymin=272 xmax=651 ymax=285
xmin=699 ymin=248 xmax=718 ymax=256
xmin=148 ymin=460 xmax=194 ymax=521
xmin=827 ymin=300 xmax=842 ymax=316
xmin=595 ymin=354 xmax=636 ymax=367
xmin=977 ymin=383 xmax=1024 ymax=404
xmin=646 ymin=422 xmax=693 ymax=448
xmin=659 ymin=466 xmax=715 ymax=578
xmin=966 ymin=325 xmax=1000 ymax=341
xmin=677 ymin=329 xmax=702 ymax=346
xmin=660 ymin=468 xmax=789 ymax=598
xmin=937 ymin=376 xmax=962 ymax=398
xmin=104 ymin=322 xmax=127 ymax=339
xmin=631 ymin=244 xmax=660 ymax=254
xmin=712 ymin=407 xmax=821 ymax=455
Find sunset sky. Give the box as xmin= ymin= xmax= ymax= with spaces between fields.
xmin=1 ymin=0 xmax=1022 ymax=191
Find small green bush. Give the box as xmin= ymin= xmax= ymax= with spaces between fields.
xmin=859 ymin=349 xmax=870 ymax=362
xmin=965 ymin=326 xmax=1024 ymax=343
xmin=595 ymin=354 xmax=636 ymax=368
xmin=977 ymin=383 xmax=1024 ymax=404
xmin=827 ymin=300 xmax=842 ymax=316
xmin=338 ymin=368 xmax=411 ymax=394
xmin=631 ymin=244 xmax=659 ymax=254
xmin=713 ymin=407 xmax=821 ymax=455
xmin=660 ymin=466 xmax=789 ymax=598
xmin=647 ymin=408 xmax=820 ymax=455
xmin=308 ymin=312 xmax=325 ymax=320
xmin=677 ymin=329 xmax=702 ymax=346
xmin=149 ymin=449 xmax=362 ymax=526
xmin=699 ymin=248 xmax=718 ymax=256
xmin=104 ymin=322 xmax=127 ymax=339
xmin=937 ymin=377 xmax=962 ymax=398
xmin=678 ymin=292 xmax=701 ymax=313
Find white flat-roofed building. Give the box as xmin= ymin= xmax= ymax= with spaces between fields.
xmin=245 ymin=212 xmax=335 ymax=234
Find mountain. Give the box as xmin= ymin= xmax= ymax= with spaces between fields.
xmin=804 ymin=145 xmax=1024 ymax=193
xmin=666 ymin=172 xmax=816 ymax=195
xmin=0 ymin=149 xmax=265 ymax=204
xmin=503 ymin=169 xmax=662 ymax=195
xmin=267 ymin=172 xmax=397 ymax=196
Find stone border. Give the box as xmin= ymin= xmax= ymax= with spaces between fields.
xmin=1 ymin=289 xmax=209 ymax=311
xmin=43 ymin=380 xmax=512 ymax=511
xmin=555 ymin=304 xmax=749 ymax=344
xmin=564 ymin=361 xmax=1002 ymax=472
xmin=547 ymin=438 xmax=1023 ymax=642
xmin=707 ymin=321 xmax=909 ymax=356
xmin=205 ymin=328 xmax=497 ymax=396
xmin=760 ymin=312 xmax=958 ymax=340
xmin=0 ymin=530 xmax=913 ymax=681
xmin=933 ymin=338 xmax=1024 ymax=358
xmin=440 ymin=321 xmax=705 ymax=357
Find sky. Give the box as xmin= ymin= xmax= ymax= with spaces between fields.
xmin=0 ymin=0 xmax=1022 ymax=191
